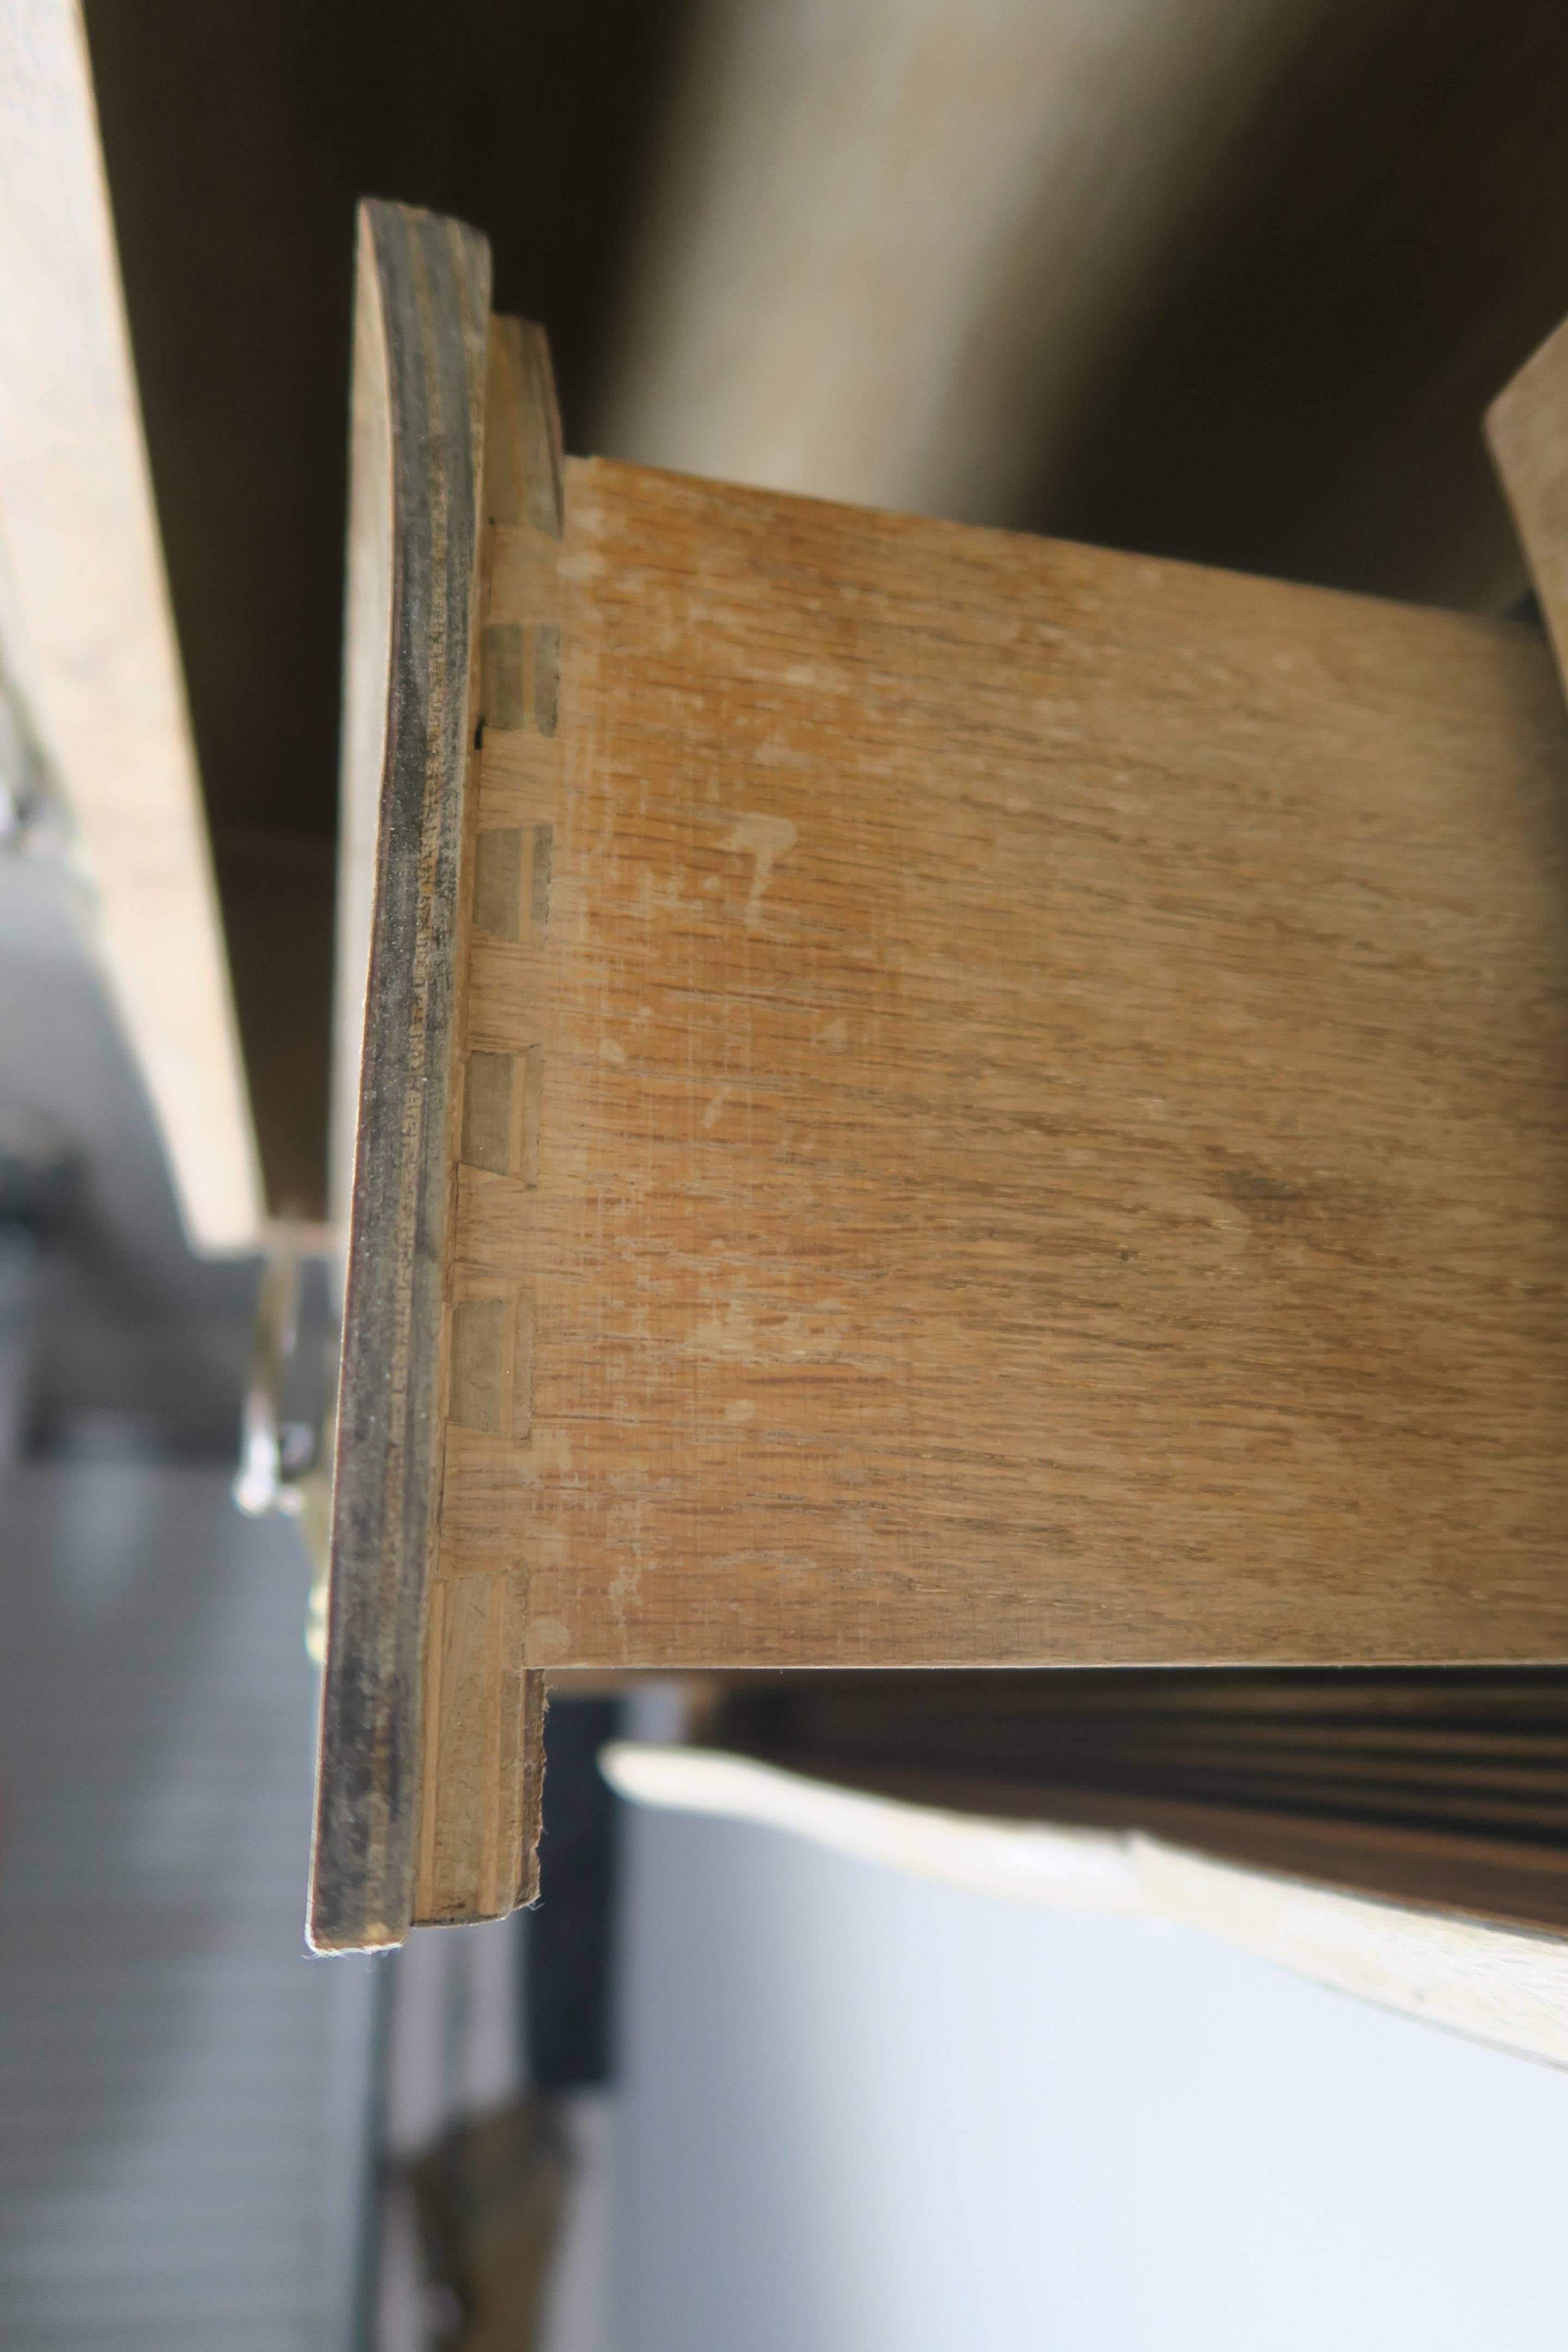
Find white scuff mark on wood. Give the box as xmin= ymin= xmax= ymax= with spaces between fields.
xmin=725 ymin=811 xmax=797 ymax=928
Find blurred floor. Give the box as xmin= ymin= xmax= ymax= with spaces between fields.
xmin=0 ymin=1462 xmax=377 ymax=2350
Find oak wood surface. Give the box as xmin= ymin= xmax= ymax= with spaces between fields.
xmin=316 ymin=218 xmax=1568 ymax=1946
xmin=445 ymin=456 xmax=1568 ymax=1673
xmin=411 ymin=314 xmax=560 ymax=1930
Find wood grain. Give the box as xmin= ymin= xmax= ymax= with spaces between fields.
xmin=708 ymin=1665 xmax=1568 ymax=1931
xmin=409 ymin=314 xmax=561 ymax=1929
xmin=447 ymin=457 xmax=1568 ymax=1672
xmin=319 ymin=247 xmax=1568 ymax=1947
xmin=309 ymin=201 xmax=491 ymax=1952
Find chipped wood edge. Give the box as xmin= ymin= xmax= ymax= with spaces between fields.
xmin=1487 ymin=315 xmax=1568 ymax=701
xmin=308 ymin=200 xmax=492 ymax=1953
xmin=604 ymin=1743 xmax=1568 ymax=2069
xmin=410 ymin=315 xmax=562 ymax=1930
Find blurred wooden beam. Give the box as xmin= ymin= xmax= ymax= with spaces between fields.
xmin=0 ymin=0 xmax=262 ymax=1252
xmin=599 ymin=0 xmax=1318 ymax=526
xmin=1048 ymin=0 xmax=1568 ymax=610
xmin=603 ymin=0 xmax=1568 ymax=613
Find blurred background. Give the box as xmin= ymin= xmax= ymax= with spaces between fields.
xmin=2 ymin=0 xmax=1568 ymax=2344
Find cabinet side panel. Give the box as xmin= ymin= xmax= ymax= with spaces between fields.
xmin=450 ymin=456 xmax=1568 ymax=1670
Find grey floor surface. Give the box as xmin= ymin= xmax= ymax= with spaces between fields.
xmin=0 ymin=1463 xmax=377 ymax=2351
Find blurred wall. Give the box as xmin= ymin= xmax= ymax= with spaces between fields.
xmin=616 ymin=1799 xmax=1568 ymax=2352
